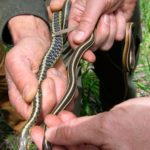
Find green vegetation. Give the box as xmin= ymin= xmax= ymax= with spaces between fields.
xmin=80 ymin=60 xmax=102 ymax=115
xmin=133 ymin=0 xmax=150 ymax=96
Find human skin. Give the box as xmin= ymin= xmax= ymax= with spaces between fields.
xmin=68 ymin=0 xmax=136 ymax=48
xmin=40 ymin=97 xmax=150 ymax=150
xmin=5 ymin=0 xmax=139 ymax=149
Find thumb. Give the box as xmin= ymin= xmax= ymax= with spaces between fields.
xmin=45 ymin=114 xmax=104 ymax=146
xmin=70 ymin=0 xmax=106 ymax=44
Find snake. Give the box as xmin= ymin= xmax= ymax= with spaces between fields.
xmin=18 ymin=4 xmax=63 ymax=150
xmin=18 ymin=0 xmax=94 ymax=149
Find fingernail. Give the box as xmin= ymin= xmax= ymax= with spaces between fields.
xmin=74 ymin=30 xmax=85 ymax=42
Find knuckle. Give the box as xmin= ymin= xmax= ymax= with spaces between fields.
xmin=80 ymin=17 xmax=94 ymax=32
xmin=99 ymin=112 xmax=116 ymax=134
xmin=56 ymin=125 xmax=72 ymax=141
xmin=101 ymin=41 xmax=114 ymax=51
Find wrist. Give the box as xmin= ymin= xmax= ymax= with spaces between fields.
xmin=8 ymin=15 xmax=50 ymax=44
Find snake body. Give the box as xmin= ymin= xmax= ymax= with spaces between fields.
xmin=18 ymin=9 xmax=63 ymax=150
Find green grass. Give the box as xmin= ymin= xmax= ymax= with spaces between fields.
xmin=133 ymin=0 xmax=150 ymax=96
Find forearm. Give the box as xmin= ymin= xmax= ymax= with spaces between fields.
xmin=0 ymin=0 xmax=49 ymax=43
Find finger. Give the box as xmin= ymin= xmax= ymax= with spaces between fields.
xmin=45 ymin=115 xmax=104 ymax=146
xmin=101 ymin=14 xmax=117 ymax=50
xmin=33 ymin=115 xmax=100 ymax=149
xmin=45 ymin=111 xmax=76 ymax=128
xmin=47 ymin=6 xmax=53 ymax=20
xmin=5 ymin=49 xmax=38 ymax=103
xmin=45 ymin=115 xmax=62 ymax=128
xmin=115 ymin=10 xmax=126 ymax=41
xmin=83 ymin=50 xmax=96 ymax=63
xmin=32 ymin=115 xmax=64 ymax=149
xmin=45 ymin=111 xmax=78 ymax=145
xmin=94 ymin=14 xmax=110 ymax=50
xmin=31 ymin=126 xmax=44 ymax=150
xmin=57 ymin=110 xmax=77 ymax=122
xmin=111 ymin=97 xmax=150 ymax=110
xmin=50 ymin=0 xmax=66 ymax=11
xmin=6 ymin=71 xmax=31 ymax=119
xmin=44 ymin=112 xmax=75 ymax=149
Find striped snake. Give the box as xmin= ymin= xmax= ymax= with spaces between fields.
xmin=18 ymin=0 xmax=94 ymax=149
xmin=19 ymin=3 xmax=64 ymax=150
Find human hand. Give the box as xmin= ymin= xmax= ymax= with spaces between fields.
xmin=50 ymin=0 xmax=137 ymax=62
xmin=5 ymin=15 xmax=67 ymax=120
xmin=31 ymin=110 xmax=99 ymax=150
xmin=39 ymin=97 xmax=150 ymax=150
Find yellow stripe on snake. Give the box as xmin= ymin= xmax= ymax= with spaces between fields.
xmin=18 ymin=4 xmax=64 ymax=150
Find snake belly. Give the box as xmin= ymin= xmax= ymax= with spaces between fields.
xmin=18 ymin=10 xmax=63 ymax=150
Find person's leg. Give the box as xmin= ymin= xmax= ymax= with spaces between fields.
xmin=94 ymin=1 xmax=142 ymax=111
